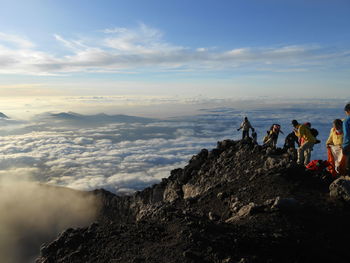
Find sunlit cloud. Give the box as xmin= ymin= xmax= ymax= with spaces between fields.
xmin=0 ymin=100 xmax=347 ymax=195
xmin=0 ymin=107 xmax=238 ymax=193
xmin=0 ymin=24 xmax=348 ymax=76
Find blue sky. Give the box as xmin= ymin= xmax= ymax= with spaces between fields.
xmin=0 ymin=0 xmax=349 ymax=98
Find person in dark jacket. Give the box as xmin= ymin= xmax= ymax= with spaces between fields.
xmin=284 ymin=132 xmax=300 ymax=149
xmin=343 ymin=103 xmax=350 ymax=175
xmin=251 ymin=128 xmax=258 ymax=144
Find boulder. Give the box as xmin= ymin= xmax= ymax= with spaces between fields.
xmin=225 ymin=202 xmax=257 ymax=223
xmin=163 ymin=181 xmax=182 ymax=202
xmin=182 ymin=184 xmax=201 ymax=199
xmin=329 ymin=176 xmax=350 ymax=202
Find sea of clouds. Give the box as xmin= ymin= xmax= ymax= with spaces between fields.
xmin=1 ymin=100 xmax=349 ymax=261
xmin=0 ymin=101 xmax=348 ymax=195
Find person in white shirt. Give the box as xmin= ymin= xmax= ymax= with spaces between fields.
xmin=237 ymin=117 xmax=254 ymax=139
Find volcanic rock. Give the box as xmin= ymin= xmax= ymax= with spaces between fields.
xmin=329 ymin=176 xmax=350 ymax=202
xmin=36 ymin=139 xmax=350 ymax=263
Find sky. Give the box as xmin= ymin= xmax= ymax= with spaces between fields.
xmin=0 ymin=0 xmax=349 ymax=99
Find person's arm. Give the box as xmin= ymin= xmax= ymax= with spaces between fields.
xmin=343 ymin=119 xmax=350 ymax=149
xmin=326 ymin=128 xmax=333 ymax=146
xmin=294 ymin=126 xmax=301 ymax=138
xmin=295 ymin=135 xmax=301 ymax=147
xmin=237 ymin=122 xmax=243 ymax=131
xmin=249 ymin=121 xmax=253 ymax=129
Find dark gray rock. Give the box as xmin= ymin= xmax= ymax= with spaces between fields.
xmin=36 ymin=139 xmax=350 ymax=263
xmin=329 ymin=177 xmax=350 ymax=202
xmin=271 ymin=196 xmax=299 ymax=212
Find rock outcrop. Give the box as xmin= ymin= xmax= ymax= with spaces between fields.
xmin=36 ymin=139 xmax=350 ymax=263
xmin=329 ymin=176 xmax=350 ymax=202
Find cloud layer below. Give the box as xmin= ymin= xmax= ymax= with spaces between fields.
xmin=0 ymin=101 xmax=346 ymax=194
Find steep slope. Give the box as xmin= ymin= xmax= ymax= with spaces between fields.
xmin=37 ymin=139 xmax=350 ymax=263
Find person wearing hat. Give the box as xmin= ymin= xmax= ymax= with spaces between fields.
xmin=343 ymin=103 xmax=350 ymax=175
xmin=292 ymin=120 xmax=316 ymax=166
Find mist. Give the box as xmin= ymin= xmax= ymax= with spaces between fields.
xmin=0 ymin=174 xmax=98 ymax=263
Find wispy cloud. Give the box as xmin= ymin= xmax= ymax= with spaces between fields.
xmin=53 ymin=34 xmax=88 ymax=51
xmin=102 ymin=27 xmax=128 ymax=34
xmin=0 ymin=25 xmax=349 ymax=75
xmin=0 ymin=32 xmax=34 ymax=49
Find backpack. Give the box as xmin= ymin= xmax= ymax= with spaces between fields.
xmin=306 ymin=160 xmax=330 ymax=172
xmin=284 ymin=132 xmax=298 ymax=148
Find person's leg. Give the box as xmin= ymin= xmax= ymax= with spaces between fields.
xmin=332 ymin=145 xmax=343 ymax=174
xmin=303 ymin=142 xmax=314 ymax=165
xmin=242 ymin=130 xmax=248 ymax=139
xmin=304 ymin=148 xmax=311 ymax=165
xmin=346 ymin=154 xmax=350 ymax=176
xmin=272 ymin=137 xmax=277 ymax=148
xmin=328 ymin=146 xmax=337 ymax=176
xmin=297 ymin=146 xmax=304 ymax=165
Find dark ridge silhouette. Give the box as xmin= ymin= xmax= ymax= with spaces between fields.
xmin=34 ymin=112 xmax=154 ymax=126
xmin=0 ymin=112 xmax=9 ymax=119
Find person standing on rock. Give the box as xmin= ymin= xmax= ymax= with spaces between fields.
xmin=343 ymin=103 xmax=350 ymax=176
xmin=327 ymin=119 xmax=345 ymax=176
xmin=237 ymin=117 xmax=254 ymax=140
xmin=263 ymin=124 xmax=283 ymax=148
xmin=292 ymin=120 xmax=316 ymax=166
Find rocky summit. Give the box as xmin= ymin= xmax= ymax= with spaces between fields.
xmin=36 ymin=139 xmax=350 ymax=263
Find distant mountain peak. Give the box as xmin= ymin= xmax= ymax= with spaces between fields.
xmin=0 ymin=112 xmax=9 ymax=119
xmin=49 ymin=112 xmax=82 ymax=119
xmin=34 ymin=111 xmax=153 ymax=125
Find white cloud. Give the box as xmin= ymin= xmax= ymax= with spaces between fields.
xmin=196 ymin=48 xmax=208 ymax=52
xmin=0 ymin=112 xmax=227 ymax=193
xmin=0 ymin=32 xmax=35 ymax=49
xmin=53 ymin=34 xmax=88 ymax=51
xmin=102 ymin=27 xmax=128 ymax=34
xmin=0 ymin=25 xmax=348 ymax=75
xmin=103 ymin=23 xmax=176 ymax=54
xmin=0 ymin=101 xmax=347 ymax=195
